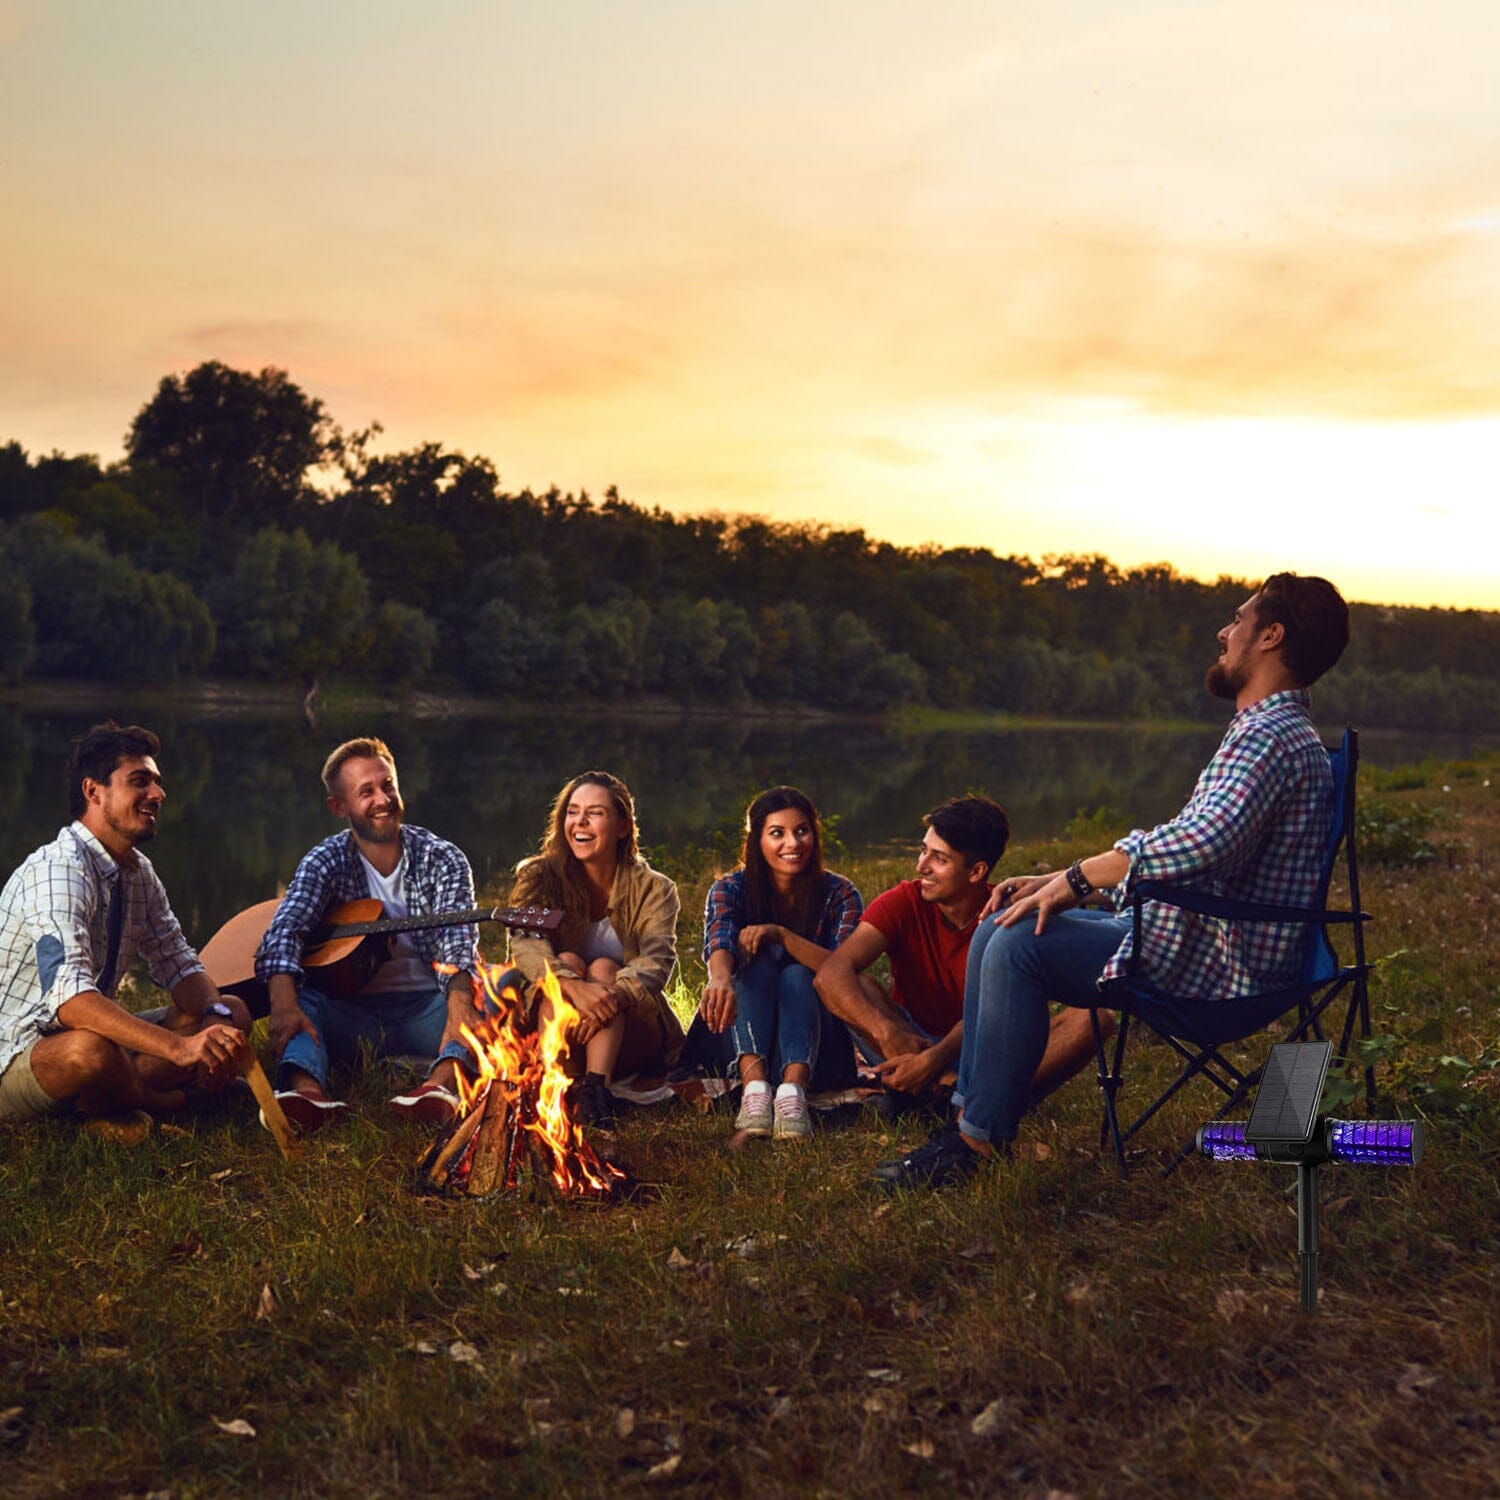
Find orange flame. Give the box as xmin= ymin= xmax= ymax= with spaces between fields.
xmin=455 ymin=959 xmax=624 ymax=1197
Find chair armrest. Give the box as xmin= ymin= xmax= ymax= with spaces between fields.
xmin=1131 ymin=880 xmax=1368 ymax=926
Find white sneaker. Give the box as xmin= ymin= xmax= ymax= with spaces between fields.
xmin=773 ymin=1084 xmax=812 ymax=1140
xmin=734 ymin=1082 xmax=774 ymax=1137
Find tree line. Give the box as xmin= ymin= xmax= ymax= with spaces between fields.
xmin=2 ymin=361 xmax=1497 ymax=730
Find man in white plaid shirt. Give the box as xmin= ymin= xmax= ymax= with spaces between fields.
xmin=875 ymin=573 xmax=1352 ymax=1190
xmin=0 ymin=723 xmax=250 ymax=1133
xmin=253 ymin=736 xmax=479 ymax=1132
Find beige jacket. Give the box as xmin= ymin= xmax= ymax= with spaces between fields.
xmin=508 ymin=857 xmax=684 ymax=1065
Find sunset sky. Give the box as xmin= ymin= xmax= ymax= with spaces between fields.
xmin=3 ymin=2 xmax=1498 ymax=608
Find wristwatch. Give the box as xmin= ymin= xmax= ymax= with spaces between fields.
xmin=207 ymin=1001 xmax=234 ymax=1019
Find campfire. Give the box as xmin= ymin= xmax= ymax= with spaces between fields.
xmin=417 ymin=962 xmax=627 ymax=1201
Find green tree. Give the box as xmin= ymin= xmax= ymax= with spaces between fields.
xmin=208 ymin=527 xmax=370 ymax=678
xmin=126 ymin=362 xmax=341 ymax=529
xmin=1 ymin=515 xmax=213 ymax=681
xmin=366 ymin=601 xmax=439 ymax=686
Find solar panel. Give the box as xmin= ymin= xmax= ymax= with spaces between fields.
xmin=1244 ymin=1041 xmax=1332 ymax=1145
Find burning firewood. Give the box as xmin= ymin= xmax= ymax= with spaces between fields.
xmin=416 ymin=962 xmax=627 ymax=1201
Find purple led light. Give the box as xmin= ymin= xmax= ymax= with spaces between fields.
xmin=1326 ymin=1119 xmax=1424 ymax=1167
xmin=1198 ymin=1121 xmax=1258 ymax=1161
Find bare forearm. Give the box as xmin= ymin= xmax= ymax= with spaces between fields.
xmin=929 ymin=1022 xmax=963 ymax=1073
xmin=778 ymin=929 xmax=832 ymax=972
xmin=812 ymin=954 xmax=865 ymax=1017
xmin=1078 ymin=850 xmax=1130 ymax=891
xmin=167 ymin=969 xmax=220 ymax=1021
xmin=56 ymin=991 xmax=187 ymax=1066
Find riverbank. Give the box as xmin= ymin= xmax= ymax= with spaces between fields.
xmin=2 ymin=751 xmax=1496 ymax=1497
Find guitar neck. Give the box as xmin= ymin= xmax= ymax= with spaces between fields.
xmin=321 ymin=906 xmax=557 ymax=940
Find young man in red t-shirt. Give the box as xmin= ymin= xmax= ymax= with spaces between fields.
xmin=814 ymin=795 xmax=1098 ymax=1108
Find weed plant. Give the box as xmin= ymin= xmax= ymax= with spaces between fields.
xmin=2 ymin=758 xmax=1497 ymax=1497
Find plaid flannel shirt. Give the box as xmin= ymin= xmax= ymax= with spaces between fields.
xmin=0 ymin=824 xmax=203 ymax=1072
xmin=1101 ymin=690 xmax=1334 ymax=1000
xmin=255 ymin=825 xmax=477 ymax=988
xmin=702 ymin=869 xmax=864 ymax=964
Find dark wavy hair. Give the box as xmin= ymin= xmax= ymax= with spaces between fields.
xmin=512 ymin=770 xmax=640 ymax=948
xmin=1253 ymin=572 xmax=1350 ymax=687
xmin=65 ymin=721 xmax=161 ymax=820
xmin=739 ymin=785 xmax=826 ymax=936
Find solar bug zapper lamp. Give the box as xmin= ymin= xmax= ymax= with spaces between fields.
xmin=1195 ymin=1041 xmax=1424 ymax=1313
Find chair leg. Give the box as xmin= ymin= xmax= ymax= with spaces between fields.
xmin=1094 ymin=1008 xmax=1128 ymax=1170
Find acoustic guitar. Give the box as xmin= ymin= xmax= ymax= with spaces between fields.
xmin=200 ymin=898 xmax=561 ymax=1015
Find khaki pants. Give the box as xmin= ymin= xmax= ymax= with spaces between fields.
xmin=0 ymin=1039 xmax=66 ymax=1121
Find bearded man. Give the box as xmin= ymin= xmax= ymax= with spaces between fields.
xmin=875 ymin=572 xmax=1351 ymax=1189
xmin=255 ymin=737 xmax=479 ymax=1131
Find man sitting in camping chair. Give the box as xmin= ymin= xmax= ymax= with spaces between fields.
xmin=873 ymin=572 xmax=1352 ymax=1190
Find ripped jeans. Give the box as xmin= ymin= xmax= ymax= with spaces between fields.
xmin=729 ymin=949 xmax=821 ymax=1079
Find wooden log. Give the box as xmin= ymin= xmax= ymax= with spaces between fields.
xmin=419 ymin=1089 xmax=487 ymax=1190
xmin=466 ymin=1084 xmax=514 ymax=1197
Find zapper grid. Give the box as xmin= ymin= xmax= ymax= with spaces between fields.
xmin=1197 ymin=1121 xmax=1257 ymax=1161
xmin=1326 ymin=1119 xmax=1423 ymax=1167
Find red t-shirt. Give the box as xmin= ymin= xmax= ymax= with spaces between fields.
xmin=860 ymin=878 xmax=993 ymax=1036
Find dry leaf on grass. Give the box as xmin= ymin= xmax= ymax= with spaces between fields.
xmin=666 ymin=1247 xmax=691 ymax=1270
xmin=902 ymin=1438 xmax=935 ymax=1459
xmin=863 ymin=1368 xmax=902 ymax=1383
xmin=1063 ymin=1281 xmax=1097 ymax=1315
xmin=209 ymin=1169 xmax=235 ymax=1184
xmin=647 ymin=1453 xmax=682 ymax=1480
xmin=212 ymin=1418 xmax=256 ymax=1438
xmin=1395 ymin=1363 xmax=1440 ymax=1397
xmin=1214 ymin=1288 xmax=1249 ymax=1323
xmin=463 ymin=1261 xmax=498 ymax=1281
xmin=0 ymin=1407 xmax=27 ymax=1446
xmin=615 ymin=1407 xmax=636 ymax=1439
xmin=447 ymin=1341 xmax=482 ymax=1367
xmin=971 ymin=1398 xmax=1010 ymax=1438
xmin=255 ymin=1284 xmax=277 ymax=1321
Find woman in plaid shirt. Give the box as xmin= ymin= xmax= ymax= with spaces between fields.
xmin=697 ymin=787 xmax=863 ymax=1141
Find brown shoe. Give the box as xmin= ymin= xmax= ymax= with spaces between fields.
xmin=81 ymin=1109 xmax=154 ymax=1147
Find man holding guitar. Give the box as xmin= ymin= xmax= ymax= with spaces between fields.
xmin=255 ymin=736 xmax=480 ymax=1131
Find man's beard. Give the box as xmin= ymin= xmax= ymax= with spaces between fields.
xmin=104 ymin=802 xmax=157 ymax=847
xmin=350 ymin=798 xmax=404 ymax=843
xmin=1204 ymin=659 xmax=1245 ymax=701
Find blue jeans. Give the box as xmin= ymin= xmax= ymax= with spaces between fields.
xmin=277 ymin=984 xmax=472 ymax=1091
xmin=730 ymin=950 xmax=821 ymax=1078
xmin=953 ymin=908 xmax=1128 ymax=1146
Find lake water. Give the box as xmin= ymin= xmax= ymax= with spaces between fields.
xmin=0 ymin=703 xmax=1481 ymax=952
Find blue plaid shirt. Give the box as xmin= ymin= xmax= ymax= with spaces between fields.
xmin=702 ymin=869 xmax=863 ymax=964
xmin=255 ymin=825 xmax=477 ymax=988
xmin=0 ymin=825 xmax=203 ymax=1072
xmin=1102 ymin=690 xmax=1335 ymax=1000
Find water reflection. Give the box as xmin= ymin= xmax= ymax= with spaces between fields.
xmin=0 ymin=706 xmax=1468 ymax=949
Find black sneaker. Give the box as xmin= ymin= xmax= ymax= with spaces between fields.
xmin=568 ymin=1072 xmax=619 ymax=1130
xmin=870 ymin=1124 xmax=982 ymax=1191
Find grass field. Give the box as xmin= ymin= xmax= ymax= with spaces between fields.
xmin=2 ymin=754 xmax=1497 ymax=1498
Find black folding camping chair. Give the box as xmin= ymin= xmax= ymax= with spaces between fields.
xmin=1091 ymin=727 xmax=1375 ymax=1175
